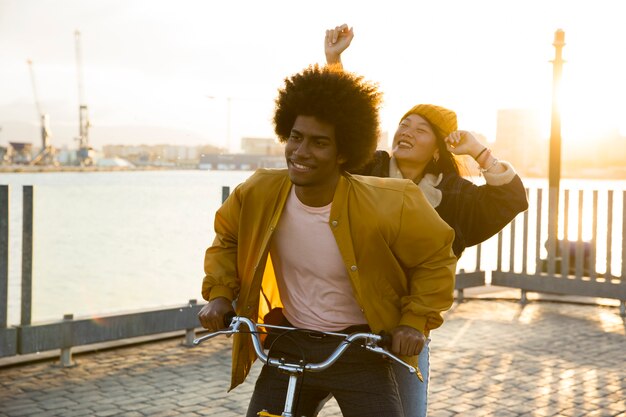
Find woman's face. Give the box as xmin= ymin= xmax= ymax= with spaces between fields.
xmin=391 ymin=114 xmax=439 ymax=164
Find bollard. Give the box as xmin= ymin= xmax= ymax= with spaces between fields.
xmin=520 ymin=290 xmax=528 ymax=306
xmin=60 ymin=314 xmax=75 ymax=367
xmin=183 ymin=299 xmax=197 ymax=347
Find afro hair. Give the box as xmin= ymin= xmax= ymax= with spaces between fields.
xmin=273 ymin=64 xmax=382 ymax=172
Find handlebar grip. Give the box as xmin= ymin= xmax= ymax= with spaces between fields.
xmin=378 ymin=331 xmax=392 ymax=349
xmin=223 ymin=311 xmax=236 ymax=327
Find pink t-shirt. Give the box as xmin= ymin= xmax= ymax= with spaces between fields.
xmin=270 ymin=187 xmax=367 ymax=332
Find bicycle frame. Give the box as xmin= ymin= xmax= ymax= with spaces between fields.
xmin=194 ymin=316 xmax=422 ymax=417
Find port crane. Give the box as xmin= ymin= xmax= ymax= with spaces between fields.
xmin=27 ymin=59 xmax=57 ymax=166
xmin=75 ymin=30 xmax=94 ymax=166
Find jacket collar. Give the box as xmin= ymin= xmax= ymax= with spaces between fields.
xmin=389 ymin=157 xmax=443 ymax=208
xmin=418 ymin=173 xmax=443 ymax=208
xmin=330 ymin=173 xmax=350 ymax=220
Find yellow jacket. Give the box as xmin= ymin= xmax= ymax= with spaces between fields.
xmin=202 ymin=169 xmax=456 ymax=390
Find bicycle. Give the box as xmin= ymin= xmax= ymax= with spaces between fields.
xmin=193 ymin=313 xmax=423 ymax=417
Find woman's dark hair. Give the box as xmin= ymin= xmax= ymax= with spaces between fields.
xmin=273 ymin=64 xmax=382 ymax=172
xmin=423 ymin=126 xmax=460 ymax=176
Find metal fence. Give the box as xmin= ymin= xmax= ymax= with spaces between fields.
xmin=0 ymin=185 xmax=206 ymax=364
xmin=1 ymin=184 xmax=624 ymax=366
xmin=491 ymin=188 xmax=626 ymax=314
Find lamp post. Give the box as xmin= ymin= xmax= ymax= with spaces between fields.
xmin=546 ymin=29 xmax=565 ymax=274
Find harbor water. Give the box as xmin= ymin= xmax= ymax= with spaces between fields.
xmin=1 ymin=170 xmax=625 ymax=325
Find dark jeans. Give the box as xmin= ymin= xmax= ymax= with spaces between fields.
xmin=246 ymin=328 xmax=404 ymax=417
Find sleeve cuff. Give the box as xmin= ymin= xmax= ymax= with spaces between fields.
xmin=208 ymin=285 xmax=235 ymax=302
xmin=483 ymin=160 xmax=517 ymax=186
xmin=398 ymin=313 xmax=428 ymax=336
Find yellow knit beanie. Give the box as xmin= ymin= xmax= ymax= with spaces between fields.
xmin=400 ymin=104 xmax=458 ymax=139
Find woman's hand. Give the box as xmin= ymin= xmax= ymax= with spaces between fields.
xmin=444 ymin=130 xmax=484 ymax=158
xmin=325 ymin=24 xmax=354 ymax=65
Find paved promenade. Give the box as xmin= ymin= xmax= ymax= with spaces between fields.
xmin=1 ymin=299 xmax=624 ymax=417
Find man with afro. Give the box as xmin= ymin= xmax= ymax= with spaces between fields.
xmin=198 ymin=64 xmax=456 ymax=417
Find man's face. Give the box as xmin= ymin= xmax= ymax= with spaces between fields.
xmin=285 ymin=115 xmax=344 ymax=195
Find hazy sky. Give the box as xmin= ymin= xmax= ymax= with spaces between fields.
xmin=1 ymin=0 xmax=625 ymax=152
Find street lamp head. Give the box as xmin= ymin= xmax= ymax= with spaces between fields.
xmin=553 ymin=29 xmax=565 ymax=47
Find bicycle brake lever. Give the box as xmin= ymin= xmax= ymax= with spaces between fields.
xmin=374 ymin=331 xmax=424 ymax=382
xmin=194 ymin=312 xmax=239 ymax=346
xmin=364 ymin=345 xmax=424 ymax=382
xmin=193 ymin=329 xmax=233 ymax=345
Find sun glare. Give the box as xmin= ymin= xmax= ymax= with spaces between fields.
xmin=557 ymin=76 xmax=624 ymax=149
xmin=560 ymin=93 xmax=623 ymax=149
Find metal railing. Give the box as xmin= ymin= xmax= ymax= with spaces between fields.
xmin=0 ymin=185 xmax=208 ymax=363
xmin=1 ymin=184 xmax=624 ymax=366
xmin=491 ymin=188 xmax=626 ymax=314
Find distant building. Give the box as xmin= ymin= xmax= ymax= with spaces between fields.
xmin=241 ymin=137 xmax=283 ymax=156
xmin=8 ymin=142 xmax=33 ymax=165
xmin=102 ymin=143 xmax=221 ymax=167
xmin=198 ymin=154 xmax=285 ymax=170
xmin=492 ymin=109 xmax=547 ymax=177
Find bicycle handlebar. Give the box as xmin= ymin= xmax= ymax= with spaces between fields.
xmin=193 ymin=314 xmax=423 ymax=381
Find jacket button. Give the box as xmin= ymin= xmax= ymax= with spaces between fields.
xmin=331 ymin=220 xmax=338 ymax=227
xmin=246 ymin=305 xmax=251 ymax=310
xmin=350 ymin=265 xmax=357 ymax=272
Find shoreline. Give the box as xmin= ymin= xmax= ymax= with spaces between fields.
xmin=2 ymin=165 xmax=625 ymax=181
xmin=0 ymin=165 xmax=198 ymax=173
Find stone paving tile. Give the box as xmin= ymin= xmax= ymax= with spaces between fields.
xmin=0 ymin=300 xmax=624 ymax=417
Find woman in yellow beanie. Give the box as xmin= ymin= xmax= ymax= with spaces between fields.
xmin=324 ymin=24 xmax=529 ymax=417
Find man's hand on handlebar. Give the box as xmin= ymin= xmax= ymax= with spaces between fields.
xmin=389 ymin=325 xmax=426 ymax=357
xmin=198 ymin=297 xmax=234 ymax=332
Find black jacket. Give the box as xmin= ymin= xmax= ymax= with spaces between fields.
xmin=353 ymin=150 xmax=529 ymax=257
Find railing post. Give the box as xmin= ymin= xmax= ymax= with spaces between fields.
xmin=546 ymin=187 xmax=558 ymax=276
xmin=456 ymin=269 xmax=465 ymax=303
xmin=60 ymin=313 xmax=75 ymax=367
xmin=606 ymin=190 xmax=613 ymax=278
xmin=0 ymin=185 xmax=8 ymax=329
xmin=622 ymin=191 xmax=626 ymax=280
xmin=21 ymin=186 xmax=33 ymax=326
xmin=534 ymin=189 xmax=543 ymax=274
xmin=183 ymin=299 xmax=197 ymax=347
xmin=222 ymin=186 xmax=230 ymax=203
xmin=619 ymin=191 xmax=626 ymax=317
